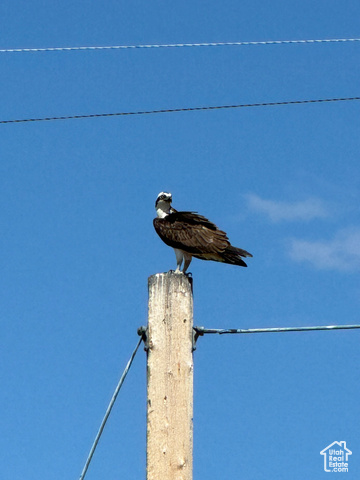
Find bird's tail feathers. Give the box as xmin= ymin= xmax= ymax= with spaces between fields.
xmin=226 ymin=245 xmax=253 ymax=258
xmin=219 ymin=245 xmax=253 ymax=267
xmin=218 ymin=248 xmax=250 ymax=267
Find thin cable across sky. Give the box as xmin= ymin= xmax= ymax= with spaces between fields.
xmin=0 ymin=37 xmax=359 ymax=53
xmin=194 ymin=324 xmax=360 ymax=335
xmin=78 ymin=335 xmax=143 ymax=480
xmin=1 ymin=96 xmax=359 ymax=125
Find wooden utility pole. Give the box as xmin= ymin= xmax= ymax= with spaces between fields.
xmin=146 ymin=272 xmax=194 ymax=480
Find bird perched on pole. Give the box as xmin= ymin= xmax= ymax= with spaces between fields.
xmin=153 ymin=192 xmax=252 ymax=273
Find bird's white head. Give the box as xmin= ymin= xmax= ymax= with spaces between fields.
xmin=155 ymin=191 xmax=172 ymax=218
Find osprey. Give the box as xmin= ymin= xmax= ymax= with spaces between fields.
xmin=154 ymin=192 xmax=252 ymax=273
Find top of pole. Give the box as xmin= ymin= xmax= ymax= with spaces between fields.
xmin=148 ymin=271 xmax=193 ymax=292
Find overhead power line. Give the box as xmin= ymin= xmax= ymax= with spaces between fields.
xmin=1 ymin=37 xmax=359 ymax=54
xmin=1 ymin=96 xmax=359 ymax=125
xmin=194 ymin=324 xmax=360 ymax=336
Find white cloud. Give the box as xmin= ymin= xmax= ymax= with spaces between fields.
xmin=288 ymin=227 xmax=360 ymax=272
xmin=245 ymin=194 xmax=328 ymax=222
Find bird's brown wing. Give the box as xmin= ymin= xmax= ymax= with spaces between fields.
xmin=153 ymin=211 xmax=230 ymax=255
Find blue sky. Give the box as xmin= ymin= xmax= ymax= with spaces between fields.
xmin=1 ymin=1 xmax=360 ymax=479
